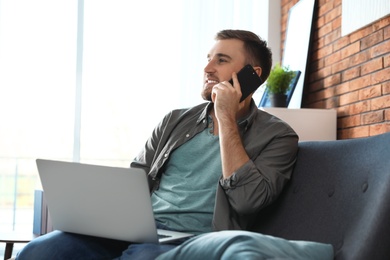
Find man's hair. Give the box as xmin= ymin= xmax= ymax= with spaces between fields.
xmin=215 ymin=29 xmax=273 ymax=82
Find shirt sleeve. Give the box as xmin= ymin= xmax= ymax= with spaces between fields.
xmin=213 ymin=123 xmax=298 ymax=230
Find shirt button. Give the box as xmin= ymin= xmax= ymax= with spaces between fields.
xmin=164 ymin=153 xmax=169 ymax=158
xmin=186 ymin=134 xmax=190 ymax=138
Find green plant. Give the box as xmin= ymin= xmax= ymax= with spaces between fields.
xmin=266 ymin=63 xmax=296 ymax=95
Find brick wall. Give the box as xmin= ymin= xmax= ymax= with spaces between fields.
xmin=282 ymin=0 xmax=390 ymax=139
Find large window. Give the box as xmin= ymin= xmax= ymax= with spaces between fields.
xmin=0 ymin=0 xmax=78 ymax=231
xmin=0 ymin=0 xmax=274 ymax=232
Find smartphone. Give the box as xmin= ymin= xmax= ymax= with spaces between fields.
xmin=229 ymin=64 xmax=263 ymax=102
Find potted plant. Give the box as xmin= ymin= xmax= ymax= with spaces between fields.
xmin=266 ymin=63 xmax=296 ymax=107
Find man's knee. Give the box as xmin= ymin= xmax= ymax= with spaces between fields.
xmin=17 ymin=231 xmax=73 ymax=259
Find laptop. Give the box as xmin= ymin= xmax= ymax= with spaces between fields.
xmin=36 ymin=159 xmax=194 ymax=243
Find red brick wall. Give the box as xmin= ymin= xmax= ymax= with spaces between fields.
xmin=282 ymin=0 xmax=390 ymax=139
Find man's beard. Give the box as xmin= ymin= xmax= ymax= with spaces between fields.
xmin=201 ymin=89 xmax=212 ymax=102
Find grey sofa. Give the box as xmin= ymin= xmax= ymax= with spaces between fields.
xmin=16 ymin=132 xmax=390 ymax=260
xmin=252 ymin=131 xmax=390 ymax=260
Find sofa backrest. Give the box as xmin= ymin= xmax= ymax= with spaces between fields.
xmin=252 ymin=132 xmax=390 ymax=260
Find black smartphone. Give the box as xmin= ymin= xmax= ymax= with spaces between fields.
xmin=229 ymin=64 xmax=263 ymax=102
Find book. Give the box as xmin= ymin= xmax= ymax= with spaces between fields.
xmin=33 ymin=190 xmax=53 ymax=235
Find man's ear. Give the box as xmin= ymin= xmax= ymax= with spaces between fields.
xmin=253 ymin=66 xmax=262 ymax=77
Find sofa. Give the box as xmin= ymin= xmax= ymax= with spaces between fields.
xmin=249 ymin=131 xmax=390 ymax=259
xmin=13 ymin=132 xmax=390 ymax=260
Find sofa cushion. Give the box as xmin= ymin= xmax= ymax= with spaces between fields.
xmin=157 ymin=230 xmax=334 ymax=260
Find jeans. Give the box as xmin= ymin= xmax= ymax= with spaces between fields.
xmin=16 ymin=223 xmax=183 ymax=260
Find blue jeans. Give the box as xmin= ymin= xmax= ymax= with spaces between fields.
xmin=16 ymin=229 xmax=180 ymax=260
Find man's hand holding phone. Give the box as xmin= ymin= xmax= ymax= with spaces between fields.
xmin=212 ymin=64 xmax=262 ymax=122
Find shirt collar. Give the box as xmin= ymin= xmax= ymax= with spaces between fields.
xmin=196 ymin=102 xmax=213 ymax=125
xmin=237 ymin=100 xmax=257 ymax=130
xmin=196 ymin=100 xmax=257 ymax=130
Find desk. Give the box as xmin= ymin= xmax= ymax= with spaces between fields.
xmin=0 ymin=232 xmax=35 ymax=260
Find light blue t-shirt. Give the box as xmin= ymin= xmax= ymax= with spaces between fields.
xmin=151 ymin=122 xmax=221 ymax=235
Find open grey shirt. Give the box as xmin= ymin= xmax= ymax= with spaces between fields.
xmin=131 ymin=100 xmax=298 ymax=231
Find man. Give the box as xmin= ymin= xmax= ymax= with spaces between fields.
xmin=17 ymin=29 xmax=298 ymax=259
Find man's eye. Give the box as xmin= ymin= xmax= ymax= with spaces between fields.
xmin=218 ymin=59 xmax=227 ymax=63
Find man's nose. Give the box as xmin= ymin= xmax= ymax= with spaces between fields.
xmin=204 ymin=61 xmax=215 ymax=73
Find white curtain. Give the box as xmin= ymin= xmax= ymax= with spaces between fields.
xmin=0 ymin=0 xmax=270 ymax=231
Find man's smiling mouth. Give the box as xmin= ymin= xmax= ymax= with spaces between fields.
xmin=206 ymin=79 xmax=219 ymax=84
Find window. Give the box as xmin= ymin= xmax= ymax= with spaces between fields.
xmin=0 ymin=0 xmax=78 ymax=231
